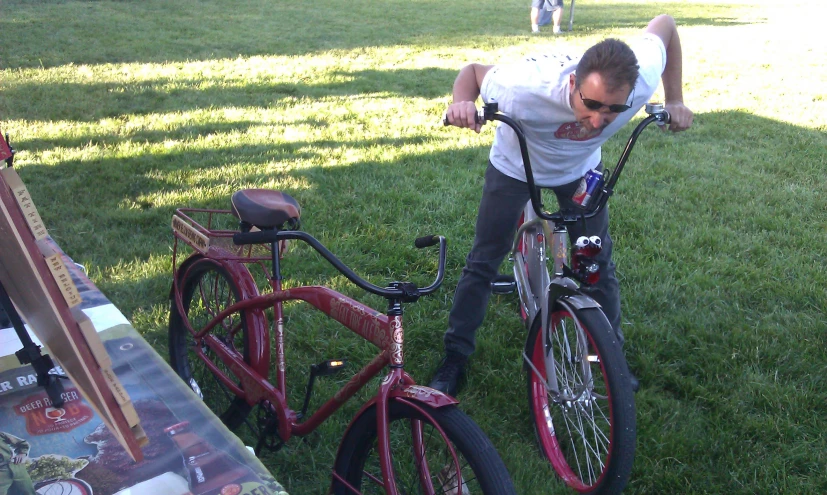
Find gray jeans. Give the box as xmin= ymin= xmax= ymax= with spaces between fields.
xmin=444 ymin=163 xmax=622 ymax=357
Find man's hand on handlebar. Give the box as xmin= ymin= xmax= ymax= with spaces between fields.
xmin=443 ymin=101 xmax=484 ymax=133
xmin=663 ymin=101 xmax=694 ymax=132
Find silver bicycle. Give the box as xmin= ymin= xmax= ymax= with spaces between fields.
xmin=458 ymin=101 xmax=670 ymax=494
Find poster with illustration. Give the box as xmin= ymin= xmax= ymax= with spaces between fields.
xmin=0 ymin=244 xmax=285 ymax=495
xmin=0 ymin=336 xmax=286 ymax=495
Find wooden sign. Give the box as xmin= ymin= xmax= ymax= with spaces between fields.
xmin=1 ymin=167 xmax=48 ymax=240
xmin=0 ymin=165 xmax=146 ymax=461
xmin=41 ymin=239 xmax=82 ymax=308
xmin=171 ymin=214 xmax=210 ymax=253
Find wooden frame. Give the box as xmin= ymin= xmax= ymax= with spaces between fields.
xmin=0 ymin=161 xmax=146 ymax=461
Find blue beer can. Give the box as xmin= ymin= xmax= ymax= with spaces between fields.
xmin=571 ymin=169 xmax=604 ymax=208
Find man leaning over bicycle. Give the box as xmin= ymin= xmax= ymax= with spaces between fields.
xmin=432 ymin=14 xmax=694 ymax=396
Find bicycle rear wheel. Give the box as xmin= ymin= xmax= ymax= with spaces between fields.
xmin=526 ymin=307 xmax=635 ymax=494
xmin=169 ymin=257 xmax=257 ymax=429
xmin=332 ymin=399 xmax=516 ymax=495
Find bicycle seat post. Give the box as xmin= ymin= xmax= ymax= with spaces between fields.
xmin=270 ymin=238 xmax=282 ymax=284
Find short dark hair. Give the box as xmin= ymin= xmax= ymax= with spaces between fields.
xmin=575 ymin=38 xmax=639 ymax=93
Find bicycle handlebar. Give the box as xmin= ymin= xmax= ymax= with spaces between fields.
xmin=232 ymin=229 xmax=447 ymax=301
xmin=445 ymin=101 xmax=670 ymax=224
xmin=414 ymin=234 xmax=440 ymax=248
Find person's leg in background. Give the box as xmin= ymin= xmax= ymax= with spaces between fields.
xmin=548 ymin=0 xmax=565 ymax=34
xmin=530 ymin=0 xmax=546 ymax=33
xmin=430 ymin=164 xmax=530 ymax=395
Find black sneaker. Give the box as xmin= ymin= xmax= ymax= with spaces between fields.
xmin=622 ymin=350 xmax=639 ymax=393
xmin=629 ymin=372 xmax=640 ymax=393
xmin=428 ymin=351 xmax=468 ymax=396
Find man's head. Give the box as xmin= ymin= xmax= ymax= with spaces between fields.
xmin=570 ymin=39 xmax=640 ymax=131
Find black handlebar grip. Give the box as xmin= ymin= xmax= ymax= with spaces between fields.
xmin=414 ymin=235 xmax=439 ymax=248
xmin=443 ymin=110 xmax=483 ymax=127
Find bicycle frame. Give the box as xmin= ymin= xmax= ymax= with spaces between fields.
xmin=172 ymin=270 xmax=457 ymax=431
xmin=439 ymin=100 xmax=661 ymax=492
xmin=483 ymin=102 xmax=669 ymax=398
xmin=513 ymin=206 xmax=601 ymax=400
xmin=170 ymin=218 xmax=460 ymax=495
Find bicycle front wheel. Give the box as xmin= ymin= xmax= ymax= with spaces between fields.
xmin=169 ymin=257 xmax=258 ymax=429
xmin=526 ymin=307 xmax=635 ymax=494
xmin=332 ymin=399 xmax=516 ymax=495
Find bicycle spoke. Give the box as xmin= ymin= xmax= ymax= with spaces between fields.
xmin=559 ymin=372 xmax=609 ymax=484
xmin=573 ymin=405 xmax=597 ymax=484
xmin=170 ymin=261 xmax=254 ymax=431
xmin=353 ymin=413 xmax=479 ymax=494
xmin=578 ymin=402 xmax=610 ymax=452
xmin=540 ymin=310 xmax=619 ymax=488
xmin=573 ymin=405 xmax=595 ymax=484
xmin=413 ymin=417 xmax=477 ymax=494
xmin=571 ymin=400 xmax=603 ymax=483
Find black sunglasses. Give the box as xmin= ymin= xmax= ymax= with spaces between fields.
xmin=579 ymin=88 xmax=634 ymax=113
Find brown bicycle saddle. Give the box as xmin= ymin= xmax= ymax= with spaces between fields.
xmin=231 ymin=189 xmax=301 ymax=230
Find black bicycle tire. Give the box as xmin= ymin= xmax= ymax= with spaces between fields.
xmin=332 ymin=400 xmax=516 ymax=495
xmin=525 ymin=306 xmax=636 ymax=494
xmin=168 ymin=257 xmax=254 ymax=429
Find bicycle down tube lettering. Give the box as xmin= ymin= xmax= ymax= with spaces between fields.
xmin=329 ymin=297 xmax=389 ymax=350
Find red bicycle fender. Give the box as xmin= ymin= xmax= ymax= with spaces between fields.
xmin=174 ymin=254 xmax=271 ymax=379
xmin=347 ymin=386 xmax=460 ymax=426
xmin=336 ymin=386 xmax=460 ymax=461
xmin=217 ymin=258 xmax=270 ymax=379
xmin=390 ymin=385 xmax=460 ymax=407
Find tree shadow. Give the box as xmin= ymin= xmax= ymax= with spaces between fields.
xmin=1 ymin=67 xmax=456 ymax=122
xmin=1 ymin=0 xmax=762 ymax=68
xmin=16 ymin=109 xmax=825 ymax=314
xmin=11 ymin=110 xmax=826 ymax=494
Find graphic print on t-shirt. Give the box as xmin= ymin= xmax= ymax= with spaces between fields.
xmin=554 ymin=122 xmax=603 ymax=141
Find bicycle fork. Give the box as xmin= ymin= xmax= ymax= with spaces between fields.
xmin=513 ymin=210 xmax=599 ymax=403
xmin=531 ymin=298 xmax=595 ymax=403
xmin=371 ymin=367 xmax=466 ymax=495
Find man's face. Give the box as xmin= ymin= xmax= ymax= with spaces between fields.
xmin=569 ymin=72 xmax=633 ymax=132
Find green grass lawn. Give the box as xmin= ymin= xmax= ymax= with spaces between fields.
xmin=2 ymin=0 xmax=825 ymax=493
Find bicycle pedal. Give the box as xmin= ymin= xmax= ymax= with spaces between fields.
xmin=311 ymin=359 xmax=346 ymax=378
xmin=490 ymin=274 xmax=516 ymax=295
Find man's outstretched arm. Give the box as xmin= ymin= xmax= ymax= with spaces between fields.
xmin=645 ymin=14 xmax=694 ymax=132
xmin=444 ymin=63 xmax=494 ymax=133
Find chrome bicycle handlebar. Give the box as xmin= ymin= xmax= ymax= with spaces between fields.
xmin=446 ymin=101 xmax=670 ymax=224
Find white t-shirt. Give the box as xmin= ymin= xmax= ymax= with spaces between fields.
xmin=479 ymin=34 xmax=667 ymax=187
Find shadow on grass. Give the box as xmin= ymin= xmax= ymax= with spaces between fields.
xmin=0 ymin=0 xmax=761 ymax=68
xmin=1 ymin=67 xmax=456 ymax=122
xmin=13 ymin=109 xmax=826 ymax=493
xmin=17 ymin=109 xmax=826 ymax=308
